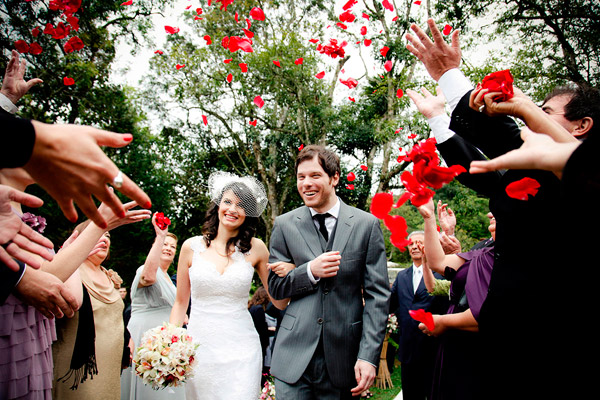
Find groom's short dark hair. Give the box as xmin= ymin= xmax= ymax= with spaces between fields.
xmin=295 ymin=144 xmax=341 ymax=179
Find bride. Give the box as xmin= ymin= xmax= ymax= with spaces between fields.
xmin=170 ymin=172 xmax=289 ymax=399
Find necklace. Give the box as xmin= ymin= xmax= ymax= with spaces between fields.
xmin=214 ymin=245 xmax=231 ymax=258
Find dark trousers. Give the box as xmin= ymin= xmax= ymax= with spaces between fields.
xmin=274 ymin=339 xmax=353 ymax=400
xmin=400 ymin=358 xmax=434 ymax=400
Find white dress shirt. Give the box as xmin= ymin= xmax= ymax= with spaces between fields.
xmin=306 ymin=197 xmax=340 ymax=284
xmin=412 ymin=264 xmax=423 ymax=294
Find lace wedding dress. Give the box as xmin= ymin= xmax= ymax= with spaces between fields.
xmin=185 ymin=236 xmax=262 ymax=400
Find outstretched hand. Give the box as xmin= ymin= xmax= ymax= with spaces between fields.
xmin=469 ymin=86 xmax=533 ymax=118
xmin=1 ymin=50 xmax=43 ymax=104
xmin=406 ymin=19 xmax=462 ymax=81
xmin=0 ymin=184 xmax=54 ymax=271
xmin=406 ymin=87 xmax=447 ymax=119
xmin=469 ymin=127 xmax=581 ymax=174
xmin=25 ymin=121 xmax=152 ymax=229
xmin=417 ymin=198 xmax=435 ymax=219
xmin=437 ymin=200 xmax=456 ymax=235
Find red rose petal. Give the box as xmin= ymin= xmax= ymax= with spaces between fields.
xmin=339 ymin=10 xmax=356 ymax=23
xmin=165 ymin=25 xmax=180 ymax=34
xmin=481 ymin=70 xmax=515 ymax=102
xmin=348 ymin=97 xmax=356 ymax=102
xmin=315 ymin=71 xmax=325 ymax=79
xmin=223 ymin=58 xmax=232 ymax=64
xmin=43 ymin=23 xmax=55 ymax=35
xmin=215 ymin=0 xmax=234 ymax=11
xmin=380 ymin=46 xmax=389 ymax=57
xmin=360 ymin=165 xmax=368 ymax=171
xmin=154 ymin=50 xmax=164 ymax=54
xmin=196 ymin=7 xmax=203 ymax=15
xmin=295 ymin=57 xmax=304 ymax=65
xmin=154 ymin=212 xmax=172 ymax=230
xmin=336 ymin=22 xmax=348 ymax=29
xmin=505 ymin=177 xmax=540 ymax=200
xmin=382 ymin=0 xmax=394 ymax=12
xmin=239 ymin=63 xmax=248 ymax=72
xmin=298 ymin=144 xmax=304 ymax=151
xmin=67 ymin=15 xmax=79 ymax=31
xmin=309 ymin=38 xmax=319 ymax=44
xmin=340 ymin=77 xmax=358 ymax=89
xmin=249 ymin=7 xmax=265 ymax=21
xmin=14 ymin=40 xmax=29 ymax=54
xmin=186 ymin=5 xmax=192 ymax=10
xmin=226 ymin=73 xmax=233 ymax=83
xmin=249 ymin=120 xmax=257 ymax=126
xmin=346 ymin=184 xmax=355 ymax=190
xmin=360 ymin=26 xmax=367 ymax=35
xmin=273 ymin=60 xmax=280 ymax=67
xmin=254 ymin=95 xmax=265 ymax=108
xmin=414 ymin=0 xmax=422 ymax=4
xmin=228 ymin=36 xmax=254 ymax=53
xmin=176 ymin=64 xmax=185 ymax=70
xmin=120 ymin=0 xmax=132 ymax=5
xmin=202 ymin=115 xmax=208 ymax=126
xmin=442 ymin=24 xmax=453 ymax=35
xmin=384 ymin=60 xmax=392 ymax=72
xmin=343 ymin=0 xmax=357 ymax=10
xmin=370 ymin=192 xmax=394 ymax=219
xmin=384 ymin=214 xmax=408 ymax=237
xmin=362 ymin=12 xmax=370 ymax=19
xmin=63 ymin=76 xmax=75 ymax=86
xmin=397 ymin=88 xmax=404 ymax=98
xmin=242 ymin=28 xmax=254 ymax=38
xmin=235 ymin=11 xmax=239 ymax=23
xmin=204 ymin=35 xmax=212 ymax=45
xmin=392 ymin=16 xmax=398 ymax=22
xmin=28 ymin=42 xmax=42 ymax=55
xmin=347 ymin=172 xmax=356 ymax=182
xmin=409 ymin=309 xmax=434 ymax=331
xmin=31 ymin=27 xmax=40 ymax=37
xmin=364 ymin=39 xmax=372 ymax=46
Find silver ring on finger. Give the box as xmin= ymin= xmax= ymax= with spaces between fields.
xmin=112 ymin=171 xmax=123 ymax=188
xmin=478 ymin=104 xmax=485 ymax=113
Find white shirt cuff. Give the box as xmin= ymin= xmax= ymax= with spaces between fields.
xmin=0 ymin=93 xmax=17 ymax=114
xmin=306 ymin=261 xmax=320 ymax=284
xmin=438 ymin=68 xmax=473 ymax=112
xmin=15 ymin=265 xmax=27 ymax=286
xmin=427 ymin=114 xmax=455 ymax=144
xmin=358 ymin=358 xmax=377 ymax=368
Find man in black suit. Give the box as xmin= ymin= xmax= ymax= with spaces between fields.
xmin=389 ymin=231 xmax=447 ymax=400
xmin=405 ymin=18 xmax=600 ymax=399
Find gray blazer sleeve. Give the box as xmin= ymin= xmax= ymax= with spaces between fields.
xmin=267 ymin=218 xmax=318 ymax=300
xmin=357 ymin=217 xmax=391 ymax=364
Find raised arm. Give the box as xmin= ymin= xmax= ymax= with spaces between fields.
xmin=0 ymin=50 xmax=43 ymax=107
xmin=169 ymin=239 xmax=193 ymax=326
xmin=417 ymin=199 xmax=464 ymax=274
xmin=138 ymin=213 xmax=168 ymax=287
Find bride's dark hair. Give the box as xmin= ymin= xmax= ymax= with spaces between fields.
xmin=202 ymin=181 xmax=258 ymax=254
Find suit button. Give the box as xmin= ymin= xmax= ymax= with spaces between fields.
xmin=324 ymin=290 xmax=329 ymax=295
xmin=317 ymin=318 xmax=324 ymax=324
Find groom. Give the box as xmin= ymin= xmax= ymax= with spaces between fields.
xmin=268 ymin=145 xmax=390 ymax=399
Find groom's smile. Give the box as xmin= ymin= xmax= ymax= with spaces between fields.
xmin=296 ymin=155 xmax=339 ymax=213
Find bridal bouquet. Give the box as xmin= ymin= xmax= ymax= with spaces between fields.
xmin=259 ymin=374 xmax=276 ymax=400
xmin=133 ymin=322 xmax=199 ymax=390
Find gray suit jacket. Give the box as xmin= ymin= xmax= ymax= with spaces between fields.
xmin=268 ymin=200 xmax=390 ymax=388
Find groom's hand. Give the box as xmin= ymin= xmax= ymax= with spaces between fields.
xmin=309 ymin=251 xmax=341 ymax=278
xmin=351 ymin=360 xmax=376 ymax=396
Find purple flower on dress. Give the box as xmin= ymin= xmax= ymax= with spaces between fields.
xmin=21 ymin=212 xmax=47 ymax=234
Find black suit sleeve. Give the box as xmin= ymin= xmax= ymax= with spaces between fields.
xmin=0 ymin=261 xmax=26 ymax=305
xmin=1 ymin=112 xmax=36 ymax=169
xmin=449 ymin=90 xmax=523 ymax=159
xmin=437 ymin=134 xmax=502 ymax=198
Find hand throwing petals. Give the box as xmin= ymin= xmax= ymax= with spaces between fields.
xmin=409 ymin=309 xmax=434 ymax=331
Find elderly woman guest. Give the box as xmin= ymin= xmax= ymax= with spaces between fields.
xmin=121 ymin=213 xmax=184 ymax=400
xmin=52 ymin=204 xmax=151 ymax=400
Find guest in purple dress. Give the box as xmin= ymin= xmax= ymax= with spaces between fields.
xmin=416 ymin=199 xmax=495 ymax=400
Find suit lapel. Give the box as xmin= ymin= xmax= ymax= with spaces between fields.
xmin=294 ymin=207 xmax=323 ymax=259
xmin=331 ymin=200 xmax=354 ymax=255
xmin=402 ymin=266 xmax=414 ymax=296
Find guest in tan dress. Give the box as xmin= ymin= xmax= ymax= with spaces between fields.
xmin=52 ymin=226 xmax=146 ymax=399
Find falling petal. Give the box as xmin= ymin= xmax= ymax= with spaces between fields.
xmin=339 ymin=10 xmax=356 ymax=23
xmin=176 ymin=64 xmax=185 ymax=70
xmin=443 ymin=24 xmax=453 ymax=35
xmin=505 ymin=177 xmax=540 ymax=200
xmin=360 ymin=26 xmax=367 ymax=35
xmin=360 ymin=165 xmax=368 ymax=171
xmin=362 ymin=12 xmax=370 ymax=19
xmin=346 ymin=184 xmax=355 ymax=190
xmin=120 ymin=0 xmax=132 ymax=5
xmin=384 ymin=60 xmax=392 ymax=72
xmin=254 ymin=95 xmax=265 ymax=108
xmin=226 ymin=73 xmax=233 ymax=83
xmin=347 ymin=172 xmax=356 ymax=182
xmin=397 ymin=88 xmax=404 ymax=98
xmin=315 ymin=71 xmax=325 ymax=79
xmin=14 ymin=40 xmax=29 ymax=54
xmin=364 ymin=39 xmax=372 ymax=46
xmin=382 ymin=0 xmax=394 ymax=12
xmin=63 ymin=76 xmax=75 ymax=86
xmin=223 ymin=58 xmax=232 ymax=63
xmin=343 ymin=0 xmax=357 ymax=10
xmin=370 ymin=192 xmax=394 ymax=219
xmin=202 ymin=115 xmax=208 ymax=125
xmin=380 ymin=46 xmax=389 ymax=57
xmin=29 ymin=42 xmax=42 ymax=55
xmin=239 ymin=63 xmax=248 ymax=72
xmin=165 ymin=26 xmax=180 ymax=34
xmin=309 ymin=38 xmax=319 ymax=44
xmin=249 ymin=7 xmax=265 ymax=21
xmin=154 ymin=50 xmax=164 ymax=54
xmin=249 ymin=120 xmax=257 ymax=126
xmin=204 ymin=35 xmax=212 ymax=45
xmin=348 ymin=97 xmax=356 ymax=102
xmin=295 ymin=57 xmax=304 ymax=65
xmin=273 ymin=60 xmax=281 ymax=67
xmin=298 ymin=144 xmax=304 ymax=151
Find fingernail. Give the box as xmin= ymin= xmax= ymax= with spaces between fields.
xmin=123 ymin=134 xmax=133 ymax=142
xmin=144 ymin=201 xmax=152 ymax=209
xmin=119 ymin=210 xmax=126 ymax=218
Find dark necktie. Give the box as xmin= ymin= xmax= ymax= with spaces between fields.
xmin=314 ymin=213 xmax=330 ymax=242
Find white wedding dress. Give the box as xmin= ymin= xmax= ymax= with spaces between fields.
xmin=185 ymin=236 xmax=262 ymax=399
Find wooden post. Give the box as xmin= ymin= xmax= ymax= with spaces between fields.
xmin=375 ymin=332 xmax=393 ymax=389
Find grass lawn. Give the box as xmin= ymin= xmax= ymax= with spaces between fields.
xmin=367 ymin=363 xmax=402 ymax=400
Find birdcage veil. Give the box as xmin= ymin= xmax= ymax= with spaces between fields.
xmin=207 ymin=171 xmax=268 ymax=218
